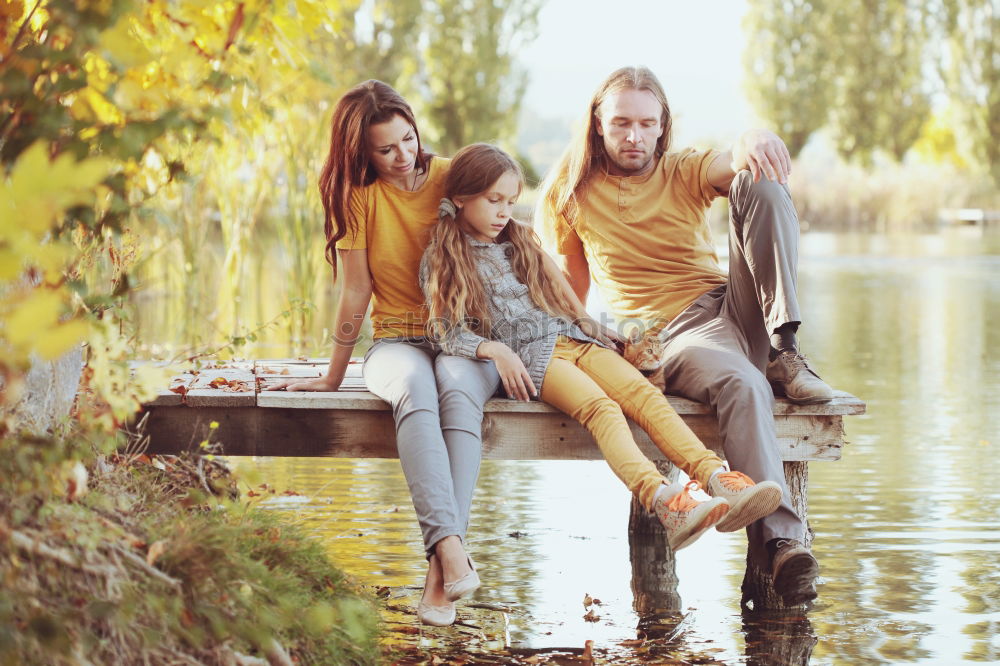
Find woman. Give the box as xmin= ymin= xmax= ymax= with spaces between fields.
xmin=266 ymin=81 xmax=497 ymax=626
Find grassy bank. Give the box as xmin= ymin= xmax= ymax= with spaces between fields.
xmin=0 ymin=430 xmax=379 ymax=665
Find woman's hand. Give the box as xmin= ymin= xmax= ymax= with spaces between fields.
xmin=263 ymin=375 xmax=341 ymax=392
xmin=576 ymin=315 xmax=626 ymax=352
xmin=479 ymin=341 xmax=536 ymax=401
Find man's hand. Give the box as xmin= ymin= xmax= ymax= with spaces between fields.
xmin=478 ymin=341 xmax=537 ymax=401
xmin=731 ymin=129 xmax=791 ymax=184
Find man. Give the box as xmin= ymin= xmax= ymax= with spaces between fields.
xmin=535 ymin=66 xmax=833 ymax=607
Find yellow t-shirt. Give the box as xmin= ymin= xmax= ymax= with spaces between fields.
xmin=336 ymin=156 xmax=450 ymax=339
xmin=544 ymin=148 xmax=727 ymax=331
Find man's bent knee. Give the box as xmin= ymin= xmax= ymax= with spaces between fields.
xmin=730 ymin=169 xmax=791 ymax=209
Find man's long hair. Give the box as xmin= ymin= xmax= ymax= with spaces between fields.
xmin=318 ymin=80 xmax=431 ymax=277
xmin=424 ymin=144 xmax=579 ymax=340
xmin=535 ymin=66 xmax=673 ymax=236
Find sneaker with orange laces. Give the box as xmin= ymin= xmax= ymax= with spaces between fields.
xmin=652 ymin=481 xmax=730 ymax=551
xmin=707 ymin=470 xmax=783 ymax=532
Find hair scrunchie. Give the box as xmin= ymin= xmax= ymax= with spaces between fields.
xmin=438 ymin=197 xmax=457 ymax=220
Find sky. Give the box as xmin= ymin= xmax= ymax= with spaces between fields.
xmin=517 ymin=0 xmax=755 ymax=149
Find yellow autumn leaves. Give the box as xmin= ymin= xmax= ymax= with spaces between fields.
xmin=1 ymin=143 xmax=112 ymax=365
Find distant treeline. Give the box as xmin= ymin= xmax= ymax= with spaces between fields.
xmin=744 ymin=0 xmax=998 ymax=187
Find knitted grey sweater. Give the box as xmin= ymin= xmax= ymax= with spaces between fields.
xmin=419 ymin=237 xmax=604 ymax=397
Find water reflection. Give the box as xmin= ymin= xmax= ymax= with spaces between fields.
xmin=742 ymin=611 xmax=818 ymax=665
xmin=227 ymin=230 xmax=1000 ymax=664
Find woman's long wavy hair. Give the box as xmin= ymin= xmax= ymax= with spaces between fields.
xmin=535 ymin=66 xmax=672 ymax=245
xmin=424 ymin=144 xmax=579 ymax=340
xmin=318 ymin=80 xmax=431 ymax=276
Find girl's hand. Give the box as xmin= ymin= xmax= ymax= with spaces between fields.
xmin=576 ymin=316 xmax=626 ymax=351
xmin=263 ymin=375 xmax=341 ymax=392
xmin=480 ymin=341 xmax=536 ymax=401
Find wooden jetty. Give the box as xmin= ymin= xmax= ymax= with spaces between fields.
xmin=139 ymin=357 xmax=866 ymax=611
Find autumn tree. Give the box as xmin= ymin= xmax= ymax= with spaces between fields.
xmin=0 ymin=0 xmax=345 ymax=419
xmin=743 ymin=0 xmax=931 ymax=164
xmin=743 ymin=0 xmax=835 ymax=158
xmin=827 ymin=0 xmax=931 ymax=164
xmin=940 ymin=0 xmax=1000 ymax=186
xmin=412 ymin=0 xmax=542 ymax=156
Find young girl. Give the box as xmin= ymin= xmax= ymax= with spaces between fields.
xmin=267 ymin=82 xmax=495 ymax=627
xmin=420 ymin=143 xmax=783 ymax=551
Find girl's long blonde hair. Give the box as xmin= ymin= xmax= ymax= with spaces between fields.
xmin=424 ymin=144 xmax=579 ymax=340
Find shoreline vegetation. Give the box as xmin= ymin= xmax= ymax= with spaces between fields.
xmin=0 ymin=422 xmax=380 ymax=665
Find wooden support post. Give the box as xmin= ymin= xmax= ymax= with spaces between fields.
xmin=627 ymin=460 xmax=680 ymax=616
xmin=740 ymin=461 xmax=812 ymax=611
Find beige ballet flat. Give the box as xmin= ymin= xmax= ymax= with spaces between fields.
xmin=443 ymin=555 xmax=480 ymax=602
xmin=417 ymin=599 xmax=456 ymax=626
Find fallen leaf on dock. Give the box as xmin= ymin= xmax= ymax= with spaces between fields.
xmin=202 ymin=377 xmax=252 ymax=392
xmin=206 ymin=377 xmax=251 ymax=392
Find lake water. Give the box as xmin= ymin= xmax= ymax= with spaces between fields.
xmin=230 ymin=229 xmax=1000 ymax=664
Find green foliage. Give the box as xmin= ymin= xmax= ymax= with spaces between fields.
xmin=827 ymin=0 xmax=930 ymax=165
xmin=411 ymin=0 xmax=542 ymax=156
xmin=743 ymin=0 xmax=834 ymax=158
xmin=0 ymin=446 xmax=379 ymax=664
xmin=0 ymin=0 xmax=276 ymax=419
xmin=940 ymin=0 xmax=1000 ymax=187
xmin=743 ymin=0 xmax=933 ymax=165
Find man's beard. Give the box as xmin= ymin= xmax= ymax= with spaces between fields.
xmin=610 ymin=148 xmax=655 ymax=175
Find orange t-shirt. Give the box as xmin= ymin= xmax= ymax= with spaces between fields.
xmin=543 ymin=148 xmax=726 ymax=331
xmin=336 ymin=156 xmax=450 ymax=339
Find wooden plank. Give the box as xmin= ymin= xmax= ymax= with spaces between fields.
xmin=141 ymin=357 xmax=863 ymax=463
xmin=255 ymin=363 xmax=322 ymax=378
xmin=141 ymin=406 xmax=846 ymax=462
xmin=185 ymin=367 xmax=255 ymax=408
xmin=150 ymin=358 xmax=865 ymax=418
xmin=141 ymin=361 xmax=255 ymax=407
xmin=148 ymin=373 xmax=196 ymax=407
xmin=257 ymin=388 xmax=865 ymax=417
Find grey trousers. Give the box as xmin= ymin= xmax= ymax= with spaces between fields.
xmin=659 ymin=170 xmax=804 ymax=563
xmin=363 ymin=337 xmax=500 ymax=557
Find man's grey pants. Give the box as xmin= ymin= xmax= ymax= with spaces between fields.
xmin=364 ymin=338 xmax=500 ymax=558
xmin=659 ymin=170 xmax=804 ymax=564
